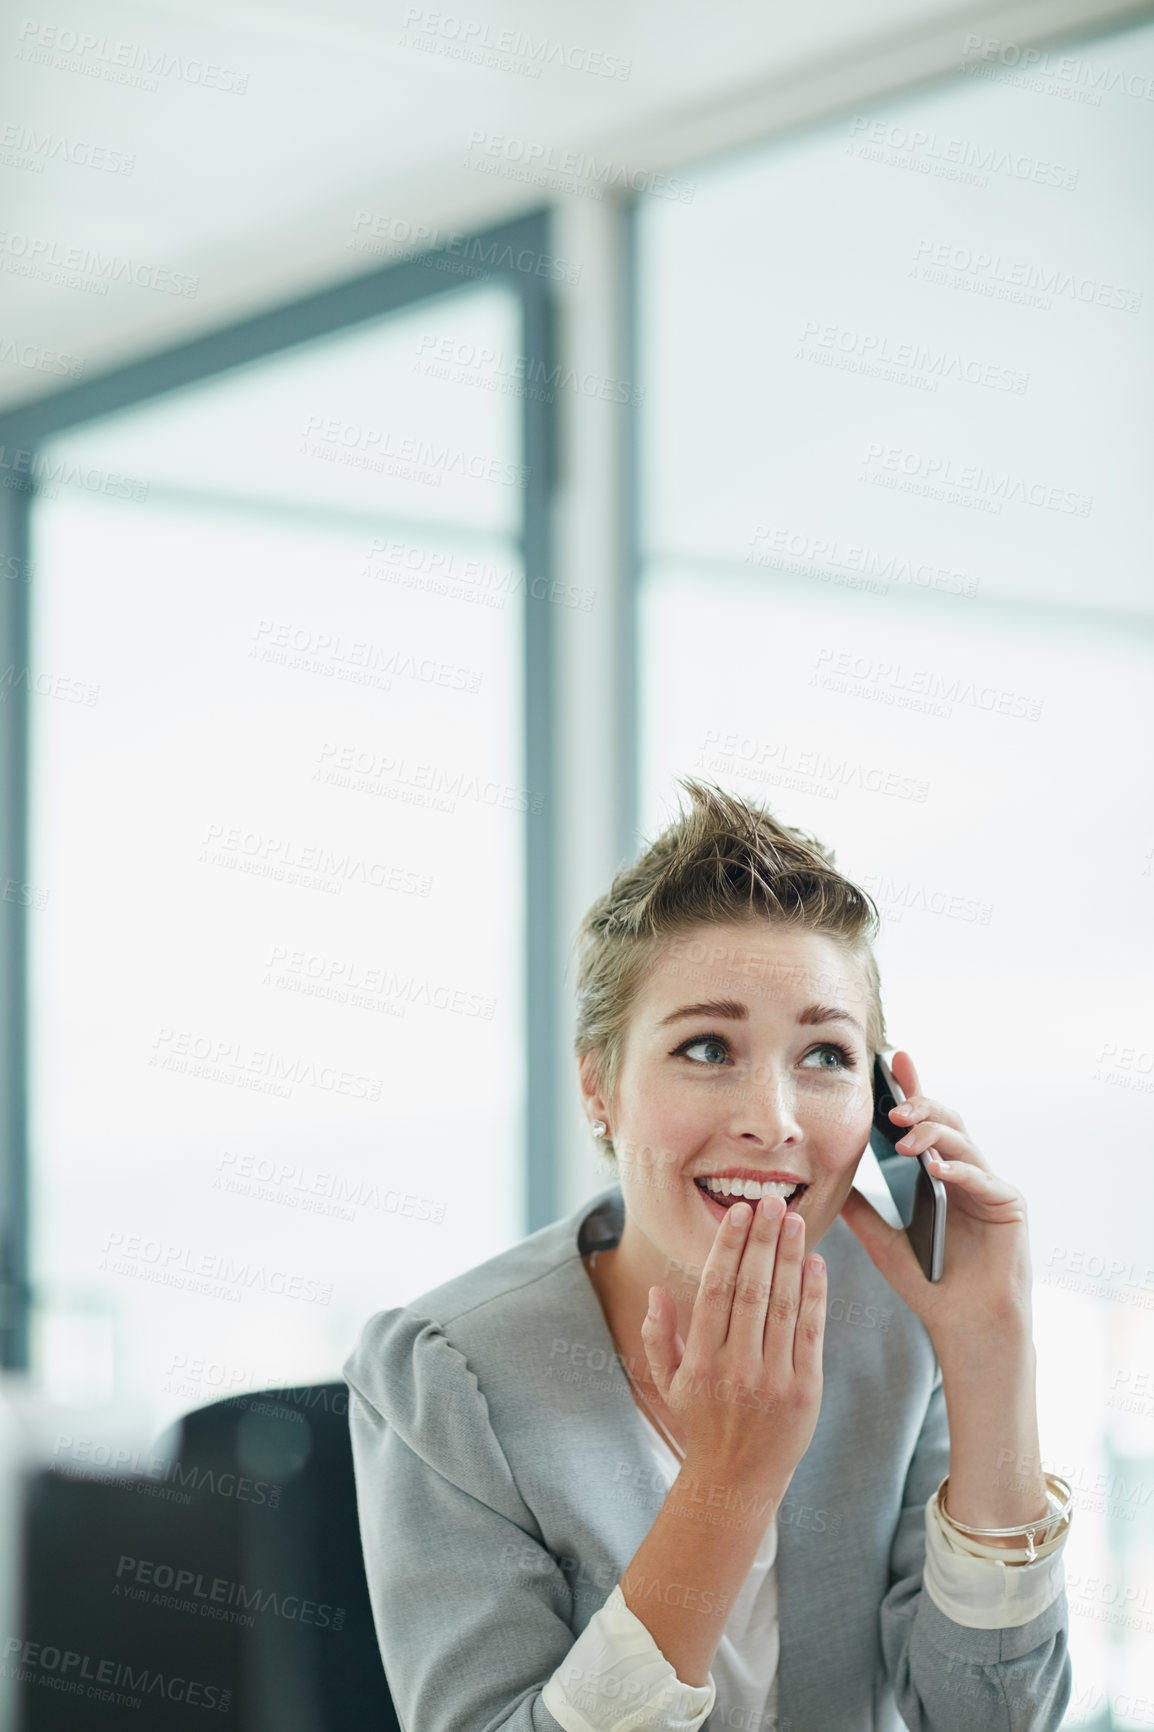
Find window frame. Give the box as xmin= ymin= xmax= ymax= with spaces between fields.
xmin=0 ymin=210 xmax=560 ymax=1369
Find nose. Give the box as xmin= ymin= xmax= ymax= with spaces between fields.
xmin=726 ymin=1064 xmax=804 ymax=1149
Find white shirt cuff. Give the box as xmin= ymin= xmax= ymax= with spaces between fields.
xmin=542 ymin=1582 xmax=716 ymax=1732
xmin=921 ymin=1494 xmax=1068 ymax=1629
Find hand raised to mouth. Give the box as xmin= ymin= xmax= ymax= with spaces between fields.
xmin=642 ymin=1191 xmax=826 ymax=1492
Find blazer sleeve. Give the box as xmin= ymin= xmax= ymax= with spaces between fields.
xmin=345 ymin=1309 xmax=588 ymax=1732
xmin=879 ymin=1370 xmax=1072 ymax=1732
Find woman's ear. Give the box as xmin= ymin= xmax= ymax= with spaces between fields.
xmin=577 ymin=1051 xmax=609 ymax=1128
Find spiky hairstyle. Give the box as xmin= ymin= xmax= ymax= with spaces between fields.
xmin=571 ymin=778 xmax=887 ymax=1155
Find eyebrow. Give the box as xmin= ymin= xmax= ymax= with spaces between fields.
xmin=799 ymin=1002 xmax=866 ymax=1038
xmin=657 ymin=998 xmax=748 ymax=1027
xmin=657 ymin=998 xmax=865 ymax=1037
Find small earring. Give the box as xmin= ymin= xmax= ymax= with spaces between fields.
xmin=591 ymin=1120 xmax=607 ymax=1139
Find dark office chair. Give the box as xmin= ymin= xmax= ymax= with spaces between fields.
xmin=17 ymin=1384 xmax=399 ymax=1732
xmin=166 ymin=1383 xmax=399 ymax=1731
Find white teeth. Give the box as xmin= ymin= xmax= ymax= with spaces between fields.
xmin=701 ymin=1176 xmax=798 ymax=1201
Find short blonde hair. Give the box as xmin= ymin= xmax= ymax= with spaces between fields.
xmin=572 ymin=778 xmax=887 ymax=1153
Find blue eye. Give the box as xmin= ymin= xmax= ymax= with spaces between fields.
xmin=673 ymin=1035 xmax=730 ymax=1066
xmin=800 ymin=1043 xmax=855 ymax=1071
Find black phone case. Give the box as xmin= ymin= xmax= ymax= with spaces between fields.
xmin=870 ymin=1056 xmax=946 ymax=1281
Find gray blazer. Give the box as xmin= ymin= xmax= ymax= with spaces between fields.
xmin=344 ymin=1183 xmax=1071 ymax=1732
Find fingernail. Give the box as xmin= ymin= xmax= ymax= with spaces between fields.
xmin=647 ymin=1288 xmax=659 ymax=1317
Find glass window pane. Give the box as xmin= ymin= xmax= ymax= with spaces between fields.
xmin=641 ymin=28 xmax=1153 ymax=617
xmin=638 ymin=27 xmax=1154 ymax=1717
xmin=29 ymin=284 xmax=526 ymax=1435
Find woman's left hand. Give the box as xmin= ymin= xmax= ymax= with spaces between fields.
xmin=839 ymin=1051 xmax=1034 ymax=1350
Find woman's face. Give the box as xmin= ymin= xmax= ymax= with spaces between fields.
xmin=585 ymin=917 xmax=876 ymax=1290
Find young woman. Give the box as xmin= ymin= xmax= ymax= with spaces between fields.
xmin=344 ymin=780 xmax=1071 ymax=1731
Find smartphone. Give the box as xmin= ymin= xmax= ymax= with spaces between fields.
xmin=870 ymin=1055 xmax=947 ymax=1282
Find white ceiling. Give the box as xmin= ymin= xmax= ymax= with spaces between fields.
xmin=2 ymin=0 xmax=1150 ymax=408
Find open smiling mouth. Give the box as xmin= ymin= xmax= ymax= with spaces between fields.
xmin=693 ymin=1176 xmax=809 ymax=1221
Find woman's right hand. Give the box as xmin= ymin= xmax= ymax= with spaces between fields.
xmin=641 ymin=1196 xmax=827 ymax=1493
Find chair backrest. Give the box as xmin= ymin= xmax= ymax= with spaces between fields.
xmin=16 ymin=1383 xmax=399 ymax=1732
xmin=167 ymin=1382 xmax=400 ymax=1731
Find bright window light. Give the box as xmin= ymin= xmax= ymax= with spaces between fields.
xmin=28 ymin=285 xmax=527 ymax=1436
xmin=637 ymin=26 xmax=1154 ymax=1720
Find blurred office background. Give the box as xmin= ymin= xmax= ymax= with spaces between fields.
xmin=1 ymin=0 xmax=1153 ymax=1722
